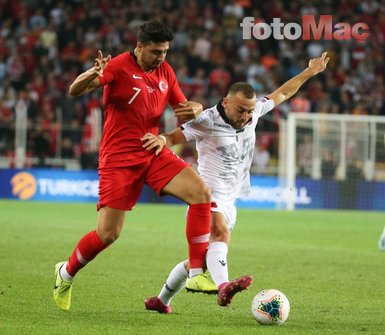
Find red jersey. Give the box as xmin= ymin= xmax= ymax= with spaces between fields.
xmin=97 ymin=52 xmax=186 ymax=168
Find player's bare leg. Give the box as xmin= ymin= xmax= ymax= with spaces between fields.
xmin=54 ymin=207 xmax=125 ymax=310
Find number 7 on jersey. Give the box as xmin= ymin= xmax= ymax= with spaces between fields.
xmin=128 ymin=87 xmax=141 ymax=104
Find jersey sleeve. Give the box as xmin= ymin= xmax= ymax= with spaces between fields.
xmin=166 ymin=65 xmax=186 ymax=106
xmin=256 ymin=97 xmax=275 ymax=117
xmin=180 ymin=110 xmax=211 ymax=141
xmin=97 ymin=57 xmax=119 ymax=86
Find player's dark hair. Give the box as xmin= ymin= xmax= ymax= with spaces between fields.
xmin=137 ymin=21 xmax=174 ymax=44
xmin=228 ymin=82 xmax=255 ymax=99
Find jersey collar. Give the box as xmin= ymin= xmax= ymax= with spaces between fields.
xmin=216 ymin=99 xmax=231 ymax=124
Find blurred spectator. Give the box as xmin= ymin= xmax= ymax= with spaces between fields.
xmin=33 ymin=128 xmax=51 ymax=166
xmin=6 ymin=51 xmax=25 ymax=91
xmin=297 ymin=134 xmax=313 ymax=177
xmin=193 ymin=32 xmax=211 ymax=61
xmin=61 ymin=137 xmax=75 ymax=159
xmin=346 ymin=159 xmax=364 ymax=181
xmin=0 ymin=0 xmax=382 ymax=170
xmin=251 ymin=137 xmax=270 ymax=174
xmin=0 ymin=55 xmax=7 ymax=85
xmin=321 ymin=149 xmax=337 ymax=179
xmin=80 ymin=143 xmax=98 ymax=170
xmin=0 ymin=78 xmax=17 ymax=108
xmin=290 ymin=92 xmax=310 ymax=113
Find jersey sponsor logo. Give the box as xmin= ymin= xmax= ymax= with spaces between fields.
xmin=214 ymin=122 xmax=230 ymax=129
xmin=159 ymin=81 xmax=168 ymax=92
xmin=147 ymin=86 xmax=155 ymax=93
xmin=133 ymin=74 xmax=142 ymax=79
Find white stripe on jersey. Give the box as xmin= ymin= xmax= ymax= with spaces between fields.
xmin=182 ymin=98 xmax=274 ymax=199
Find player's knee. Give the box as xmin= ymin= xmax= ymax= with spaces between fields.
xmin=192 ymin=184 xmax=211 ymax=203
xmin=210 ymin=230 xmax=229 ymax=244
xmin=201 ymin=185 xmax=211 ymax=203
xmin=98 ymin=229 xmax=120 ymax=245
xmin=210 ymin=221 xmax=230 ymax=243
xmin=182 ymin=181 xmax=211 ymax=204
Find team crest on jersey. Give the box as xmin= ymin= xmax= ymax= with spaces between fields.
xmin=159 ymin=80 xmax=168 ymax=93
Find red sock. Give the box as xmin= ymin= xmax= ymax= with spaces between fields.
xmin=66 ymin=230 xmax=108 ymax=276
xmin=186 ymin=203 xmax=211 ymax=269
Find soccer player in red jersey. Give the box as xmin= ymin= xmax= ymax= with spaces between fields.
xmin=53 ymin=21 xmax=211 ymax=311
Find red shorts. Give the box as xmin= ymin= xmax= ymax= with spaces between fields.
xmin=97 ymin=147 xmax=189 ymax=211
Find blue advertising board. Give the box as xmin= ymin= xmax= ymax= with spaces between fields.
xmin=236 ymin=176 xmax=313 ymax=209
xmin=237 ymin=176 xmax=385 ymax=211
xmin=1 ymin=169 xmax=384 ymax=210
xmin=0 ymin=169 xmax=99 ymax=202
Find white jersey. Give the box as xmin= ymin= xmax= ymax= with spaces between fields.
xmin=181 ymin=97 xmax=275 ymax=201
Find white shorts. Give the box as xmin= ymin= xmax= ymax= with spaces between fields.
xmin=211 ymin=192 xmax=237 ymax=232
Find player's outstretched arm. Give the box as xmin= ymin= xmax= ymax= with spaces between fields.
xmin=141 ymin=128 xmax=186 ymax=155
xmin=267 ymin=52 xmax=329 ymax=107
xmin=69 ymin=50 xmax=111 ymax=96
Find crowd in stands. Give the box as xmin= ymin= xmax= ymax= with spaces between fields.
xmin=0 ymin=0 xmax=384 ymax=171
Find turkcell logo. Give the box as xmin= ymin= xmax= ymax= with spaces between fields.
xmin=37 ymin=178 xmax=98 ymax=197
xmin=5 ymin=170 xmax=99 ymax=202
xmin=241 ymin=15 xmax=369 ymax=41
xmin=11 ymin=172 xmax=37 ymax=200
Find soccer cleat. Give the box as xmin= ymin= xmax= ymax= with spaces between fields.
xmin=217 ymin=275 xmax=253 ymax=307
xmin=53 ymin=262 xmax=73 ymax=311
xmin=185 ymin=272 xmax=218 ymax=294
xmin=379 ymin=226 xmax=385 ymax=251
xmin=144 ymin=296 xmax=171 ymax=314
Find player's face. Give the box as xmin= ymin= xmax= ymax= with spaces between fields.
xmin=223 ymin=92 xmax=256 ymax=129
xmin=136 ymin=42 xmax=169 ymax=72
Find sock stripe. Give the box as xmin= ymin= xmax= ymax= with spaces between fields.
xmin=76 ymin=248 xmax=88 ymax=265
xmin=190 ymin=233 xmax=210 ymax=244
xmin=186 ymin=202 xmax=211 ymax=269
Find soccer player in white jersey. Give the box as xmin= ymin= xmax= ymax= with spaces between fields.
xmin=142 ymin=52 xmax=329 ymax=313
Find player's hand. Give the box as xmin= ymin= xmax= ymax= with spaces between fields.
xmin=307 ymin=52 xmax=330 ymax=75
xmin=174 ymin=101 xmax=203 ymax=122
xmin=141 ymin=133 xmax=166 ymax=155
xmin=94 ymin=50 xmax=111 ymax=76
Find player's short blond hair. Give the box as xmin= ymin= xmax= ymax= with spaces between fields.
xmin=228 ymin=82 xmax=255 ymax=99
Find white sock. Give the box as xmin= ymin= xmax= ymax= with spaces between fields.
xmin=206 ymin=241 xmax=229 ymax=288
xmin=189 ymin=268 xmax=203 ymax=278
xmin=60 ymin=262 xmax=74 ymax=282
xmin=158 ymin=261 xmax=188 ymax=306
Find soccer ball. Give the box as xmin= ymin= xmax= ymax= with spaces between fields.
xmin=251 ymin=289 xmax=290 ymax=325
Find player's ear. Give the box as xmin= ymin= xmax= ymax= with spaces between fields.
xmin=222 ymin=97 xmax=229 ymax=108
xmin=136 ymin=42 xmax=144 ymax=52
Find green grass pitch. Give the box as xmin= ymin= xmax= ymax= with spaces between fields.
xmin=1 ymin=200 xmax=385 ymax=335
